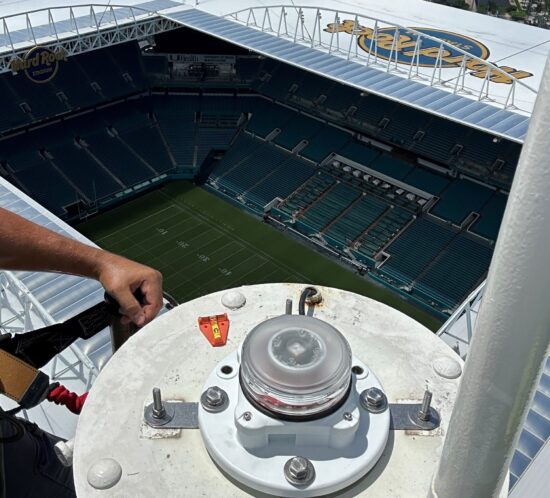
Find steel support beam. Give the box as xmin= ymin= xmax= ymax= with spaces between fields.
xmin=226 ymin=5 xmax=537 ymax=111
xmin=430 ymin=54 xmax=550 ymax=498
xmin=0 ymin=16 xmax=180 ymax=74
xmin=0 ymin=270 xmax=52 ymax=333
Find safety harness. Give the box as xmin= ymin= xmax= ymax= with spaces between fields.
xmin=0 ymin=299 xmax=114 ymax=412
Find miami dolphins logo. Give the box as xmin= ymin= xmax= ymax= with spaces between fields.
xmin=325 ymin=21 xmax=532 ymax=84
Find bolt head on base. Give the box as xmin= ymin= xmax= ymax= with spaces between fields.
xmin=360 ymin=387 xmax=388 ymax=413
xmin=284 ymin=456 xmax=315 ymax=487
xmin=200 ymin=386 xmax=228 ymax=413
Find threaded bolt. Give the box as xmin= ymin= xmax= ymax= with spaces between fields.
xmin=152 ymin=387 xmax=166 ymax=419
xmin=418 ymin=390 xmax=432 ymax=422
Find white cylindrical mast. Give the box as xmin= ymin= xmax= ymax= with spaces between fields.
xmin=430 ymin=59 xmax=550 ymax=497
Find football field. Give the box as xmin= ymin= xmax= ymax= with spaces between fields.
xmin=78 ymin=181 xmax=442 ymax=331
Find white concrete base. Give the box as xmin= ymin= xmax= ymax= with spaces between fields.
xmin=74 ymin=283 xmax=464 ymax=497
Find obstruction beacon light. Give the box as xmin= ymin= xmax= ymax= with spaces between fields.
xmin=199 ymin=313 xmax=390 ymax=497
xmin=240 ymin=315 xmax=352 ymax=418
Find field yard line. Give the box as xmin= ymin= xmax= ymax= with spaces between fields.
xmin=159 ymin=191 xmax=311 ymax=282
xmin=139 ymin=223 xmax=223 ymax=259
xmin=137 ymin=217 xmax=238 ymax=262
xmin=167 ymin=238 xmax=245 ymax=274
xmin=93 ymin=205 xmax=177 ymax=244
xmin=170 ymin=253 xmax=276 ymax=296
xmin=163 ymin=244 xmax=257 ymax=293
xmin=117 ymin=207 xmax=203 ymax=241
xmin=131 ymin=235 xmax=245 ymax=283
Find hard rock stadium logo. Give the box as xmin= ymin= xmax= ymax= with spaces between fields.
xmin=325 ymin=21 xmax=532 ymax=84
xmin=9 ymin=46 xmax=67 ymax=84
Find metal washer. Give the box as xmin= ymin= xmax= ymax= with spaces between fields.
xmin=284 ymin=457 xmax=316 ymax=488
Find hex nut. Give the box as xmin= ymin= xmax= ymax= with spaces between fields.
xmin=200 ymin=386 xmax=228 ymax=413
xmin=360 ymin=387 xmax=388 ymax=413
xmin=284 ymin=456 xmax=315 ymax=487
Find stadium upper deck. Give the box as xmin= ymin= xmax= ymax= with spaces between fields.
xmin=0 ymin=0 xmax=548 ymax=138
xmin=0 ymin=0 xmax=548 ymax=142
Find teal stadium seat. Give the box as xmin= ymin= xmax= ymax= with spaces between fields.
xmin=470 ymin=192 xmax=507 ymax=241
xmin=431 ymin=179 xmax=493 ymax=225
xmin=381 ymin=217 xmax=456 ymax=287
xmin=340 ymin=142 xmax=380 ymax=166
xmin=402 ymin=167 xmax=450 ymax=195
xmin=300 ymin=126 xmax=351 ymax=163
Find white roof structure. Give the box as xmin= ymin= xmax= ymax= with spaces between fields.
xmin=438 ymin=282 xmax=550 ymax=492
xmin=0 ymin=177 xmax=109 ymax=439
xmin=0 ymin=0 xmax=548 ymax=141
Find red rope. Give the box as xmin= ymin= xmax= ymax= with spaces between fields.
xmin=47 ymin=384 xmax=88 ymax=414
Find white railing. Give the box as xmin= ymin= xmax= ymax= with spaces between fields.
xmin=0 ymin=4 xmax=179 ymax=73
xmin=0 ymin=270 xmax=101 ymax=392
xmin=226 ymin=5 xmax=537 ymax=112
xmin=0 ymin=270 xmax=53 ymax=333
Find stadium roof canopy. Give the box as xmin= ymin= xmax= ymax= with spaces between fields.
xmin=0 ymin=0 xmax=549 ymax=142
xmin=0 ymin=176 xmax=108 ymax=439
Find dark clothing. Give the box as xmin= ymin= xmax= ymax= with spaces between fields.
xmin=0 ymin=409 xmax=76 ymax=498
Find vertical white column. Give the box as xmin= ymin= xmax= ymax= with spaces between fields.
xmin=429 ymin=61 xmax=550 ymax=496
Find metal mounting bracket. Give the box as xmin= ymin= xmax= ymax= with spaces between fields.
xmin=144 ymin=401 xmax=199 ymax=429
xmin=389 ymin=403 xmax=440 ymax=431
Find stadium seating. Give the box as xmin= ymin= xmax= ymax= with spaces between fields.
xmin=299 ymin=182 xmax=362 ymax=233
xmin=208 ymin=134 xmax=316 ymax=210
xmin=410 ymin=118 xmax=466 ymax=164
xmin=379 ymin=216 xmax=494 ymax=310
xmin=248 ymin=60 xmax=520 ymax=189
xmin=322 ymin=84 xmax=361 ymax=115
xmin=153 ymin=95 xmax=198 ymax=167
xmin=324 ymin=195 xmax=388 ymax=251
xmin=414 ymin=233 xmax=492 ymax=308
xmin=353 ymin=207 xmax=413 ymax=261
xmin=254 ymin=63 xmax=304 ymax=101
xmin=300 ymin=126 xmax=352 ymax=163
xmin=401 ymin=167 xmax=450 ymax=195
xmin=470 ymin=192 xmax=507 ymax=240
xmin=275 ymin=172 xmax=336 ymax=220
xmin=369 ymin=155 xmax=414 ymax=180
xmin=292 ymin=71 xmax=331 ymax=102
xmin=46 ymin=139 xmax=122 ymax=200
xmin=244 ymin=155 xmax=315 ymax=207
xmin=0 ymin=45 xmax=515 ymax=319
xmin=273 ymin=113 xmax=324 ymax=151
xmin=247 ymin=101 xmax=296 ymax=138
xmin=431 ymin=178 xmax=494 ymax=225
xmin=353 ymin=94 xmax=397 ymax=128
xmin=377 ymin=106 xmax=429 ymax=147
xmin=0 ymin=42 xmax=148 ymax=137
xmin=339 ymin=142 xmax=380 ymax=167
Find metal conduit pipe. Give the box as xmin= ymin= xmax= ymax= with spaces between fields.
xmin=429 ymin=57 xmax=550 ymax=497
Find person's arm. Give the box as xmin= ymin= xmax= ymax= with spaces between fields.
xmin=0 ymin=208 xmax=163 ymax=326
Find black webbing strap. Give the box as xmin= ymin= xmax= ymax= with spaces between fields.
xmin=0 ymin=301 xmax=110 ymax=370
xmin=0 ymin=300 xmax=111 ymax=411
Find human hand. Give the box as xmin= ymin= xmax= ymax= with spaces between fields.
xmin=95 ymin=252 xmax=163 ymax=327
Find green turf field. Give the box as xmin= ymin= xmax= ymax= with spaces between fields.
xmin=77 ymin=181 xmax=442 ymax=331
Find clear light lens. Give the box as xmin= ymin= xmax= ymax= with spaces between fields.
xmin=240 ymin=315 xmax=352 ymax=418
